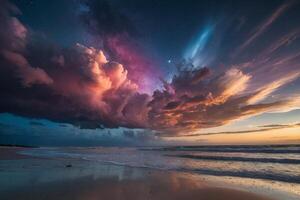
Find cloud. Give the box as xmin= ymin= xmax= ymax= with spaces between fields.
xmin=0 ymin=0 xmax=300 ymax=137
xmin=2 ymin=50 xmax=53 ymax=86
xmin=80 ymin=0 xmax=138 ymax=38
xmin=235 ymin=0 xmax=296 ymax=54
xmin=0 ymin=1 xmax=150 ymax=129
xmin=166 ymin=122 xmax=300 ymax=137
xmin=0 ymin=42 xmax=150 ymax=129
xmin=147 ymin=66 xmax=300 ymax=134
xmin=0 ymin=1 xmax=52 ymax=86
xmin=0 ymin=122 xmax=10 ymax=128
xmin=246 ymin=73 xmax=300 ymax=104
xmin=80 ymin=0 xmax=160 ymax=92
xmin=29 ymin=121 xmax=45 ymax=126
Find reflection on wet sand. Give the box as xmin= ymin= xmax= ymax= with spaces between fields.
xmin=5 ymin=174 xmax=271 ymax=200
xmin=0 ymin=157 xmax=272 ymax=200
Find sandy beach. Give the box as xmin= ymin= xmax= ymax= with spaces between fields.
xmin=0 ymin=147 xmax=275 ymax=200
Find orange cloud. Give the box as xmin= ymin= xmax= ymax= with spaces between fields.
xmin=147 ymin=67 xmax=300 ymax=134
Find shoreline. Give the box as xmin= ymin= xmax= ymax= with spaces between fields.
xmin=0 ymin=147 xmax=298 ymax=200
xmin=0 ymin=146 xmax=33 ymax=160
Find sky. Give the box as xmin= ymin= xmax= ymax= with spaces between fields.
xmin=0 ymin=0 xmax=300 ymax=146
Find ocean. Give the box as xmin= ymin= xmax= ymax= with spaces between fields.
xmin=20 ymin=144 xmax=300 ymax=185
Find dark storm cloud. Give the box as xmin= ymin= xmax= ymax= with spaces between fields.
xmin=0 ymin=0 xmax=148 ymax=129
xmin=29 ymin=121 xmax=45 ymax=126
xmin=0 ymin=122 xmax=10 ymax=128
xmin=80 ymin=0 xmax=138 ymax=38
xmin=122 ymin=129 xmax=159 ymax=144
xmin=0 ymin=0 xmax=52 ymax=86
xmin=0 ymin=41 xmax=149 ymax=129
xmin=0 ymin=113 xmax=162 ymax=147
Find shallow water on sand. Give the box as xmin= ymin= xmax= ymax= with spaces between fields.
xmin=17 ymin=145 xmax=300 ymax=199
xmin=21 ymin=145 xmax=300 ymax=184
xmin=0 ymin=157 xmax=275 ymax=200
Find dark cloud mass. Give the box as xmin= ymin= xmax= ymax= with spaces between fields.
xmin=80 ymin=0 xmax=138 ymax=38
xmin=0 ymin=0 xmax=300 ymax=137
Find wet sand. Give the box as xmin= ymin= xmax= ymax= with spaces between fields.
xmin=0 ymin=148 xmax=274 ymax=200
xmin=0 ymin=147 xmax=30 ymax=160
